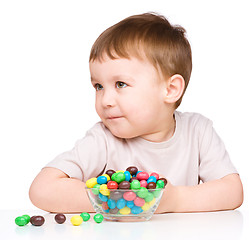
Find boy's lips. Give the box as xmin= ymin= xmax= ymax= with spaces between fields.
xmin=106 ymin=115 xmax=124 ymax=120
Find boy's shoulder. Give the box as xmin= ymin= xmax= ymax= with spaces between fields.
xmin=175 ymin=111 xmax=213 ymax=130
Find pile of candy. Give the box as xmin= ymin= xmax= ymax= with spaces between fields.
xmin=15 ymin=213 xmax=104 ymax=227
xmin=85 ymin=166 xmax=166 ymax=216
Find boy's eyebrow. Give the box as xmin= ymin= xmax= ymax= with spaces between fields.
xmin=90 ymin=75 xmax=135 ymax=82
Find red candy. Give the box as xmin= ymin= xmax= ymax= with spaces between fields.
xmin=140 ymin=180 xmax=148 ymax=188
xmin=134 ymin=197 xmax=145 ymax=207
xmin=107 ymin=181 xmax=118 ymax=189
xmin=150 ymin=172 xmax=159 ymax=180
xmin=136 ymin=172 xmax=149 ymax=181
xmin=123 ymin=191 xmax=136 ymax=201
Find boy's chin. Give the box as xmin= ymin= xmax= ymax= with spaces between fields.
xmin=108 ymin=127 xmax=138 ymax=139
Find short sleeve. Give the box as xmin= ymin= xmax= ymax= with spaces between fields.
xmin=45 ymin=123 xmax=108 ymax=182
xmin=199 ymin=119 xmax=238 ymax=182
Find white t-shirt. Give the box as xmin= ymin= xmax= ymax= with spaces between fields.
xmin=45 ymin=111 xmax=237 ymax=185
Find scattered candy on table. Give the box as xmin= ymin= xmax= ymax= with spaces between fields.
xmin=85 ymin=166 xmax=166 ymax=218
xmin=54 ymin=213 xmax=66 ymax=224
xmin=80 ymin=212 xmax=91 ymax=221
xmin=70 ymin=215 xmax=83 ymax=226
xmin=94 ymin=213 xmax=104 ymax=223
xmin=30 ymin=216 xmax=45 ymax=226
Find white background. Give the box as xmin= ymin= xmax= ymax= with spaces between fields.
xmin=0 ymin=0 xmax=248 ymax=211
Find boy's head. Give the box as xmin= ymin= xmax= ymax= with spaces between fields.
xmin=89 ymin=12 xmax=192 ymax=108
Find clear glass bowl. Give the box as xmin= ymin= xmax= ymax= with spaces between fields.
xmin=85 ymin=187 xmax=164 ymax=222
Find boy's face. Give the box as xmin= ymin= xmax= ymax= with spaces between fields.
xmin=89 ymin=56 xmax=171 ymax=140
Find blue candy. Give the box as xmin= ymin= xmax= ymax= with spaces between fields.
xmin=124 ymin=171 xmax=131 ymax=181
xmin=147 ymin=176 xmax=157 ymax=183
xmin=107 ymin=199 xmax=116 ymax=209
xmin=117 ymin=198 xmax=126 ymax=209
xmin=99 ymin=193 xmax=108 ymax=202
xmin=126 ymin=201 xmax=134 ymax=208
xmin=131 ymin=206 xmax=143 ymax=214
xmin=97 ymin=176 xmax=107 ymax=185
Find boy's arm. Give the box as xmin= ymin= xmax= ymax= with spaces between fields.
xmin=156 ymin=173 xmax=243 ymax=213
xmin=29 ymin=167 xmax=95 ymax=213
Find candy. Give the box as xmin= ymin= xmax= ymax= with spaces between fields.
xmin=99 ymin=184 xmax=110 ymax=196
xmin=156 ymin=180 xmax=165 ymax=188
xmin=119 ymin=206 xmax=131 ymax=215
xmin=80 ymin=212 xmax=91 ymax=221
xmin=55 ymin=214 xmax=66 ymax=224
xmin=112 ymin=172 xmax=126 ymax=183
xmin=70 ymin=215 xmax=83 ymax=226
xmin=107 ymin=199 xmax=116 ymax=209
xmin=22 ymin=214 xmax=30 ymax=224
xmin=94 ymin=213 xmax=104 ymax=223
xmin=86 ymin=177 xmax=97 ymax=188
xmin=105 ymin=169 xmax=116 ymax=178
xmin=85 ymin=166 xmax=165 ymax=218
xmin=116 ymin=198 xmax=126 ymax=209
xmin=147 ymin=182 xmax=156 ymax=189
xmin=123 ymin=191 xmax=136 ymax=201
xmin=136 ymin=172 xmax=149 ymax=181
xmin=134 ymin=197 xmax=145 ymax=207
xmin=107 ymin=181 xmax=118 ymax=189
xmin=118 ymin=181 xmax=130 ymax=189
xmin=147 ymin=176 xmax=157 ymax=184
xmin=137 ymin=187 xmax=149 ymax=198
xmin=97 ymin=176 xmax=107 ymax=185
xmin=130 ymin=179 xmax=141 ymax=189
xmin=150 ymin=172 xmax=159 ymax=180
xmin=15 ymin=216 xmax=27 ymax=226
xmin=126 ymin=166 xmax=138 ymax=176
xmin=30 ymin=216 xmax=45 ymax=226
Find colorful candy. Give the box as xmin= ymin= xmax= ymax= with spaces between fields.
xmin=80 ymin=212 xmax=90 ymax=221
xmin=85 ymin=166 xmax=166 ymax=217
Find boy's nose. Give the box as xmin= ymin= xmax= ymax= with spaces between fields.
xmin=101 ymin=90 xmax=116 ymax=108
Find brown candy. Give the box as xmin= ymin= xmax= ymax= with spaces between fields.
xmin=110 ymin=190 xmax=123 ymax=200
xmin=105 ymin=169 xmax=116 ymax=178
xmin=30 ymin=216 xmax=45 ymax=226
xmin=54 ymin=214 xmax=66 ymax=224
xmin=147 ymin=182 xmax=156 ymax=189
xmin=126 ymin=166 xmax=138 ymax=176
xmin=158 ymin=178 xmax=167 ymax=187
xmin=118 ymin=181 xmax=130 ymax=189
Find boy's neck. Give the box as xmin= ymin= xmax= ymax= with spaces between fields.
xmin=141 ymin=113 xmax=176 ymax=143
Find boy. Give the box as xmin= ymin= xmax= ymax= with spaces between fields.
xmin=29 ymin=13 xmax=243 ymax=213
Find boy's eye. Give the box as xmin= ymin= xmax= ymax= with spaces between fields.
xmin=94 ymin=83 xmax=103 ymax=91
xmin=116 ymin=81 xmax=127 ymax=88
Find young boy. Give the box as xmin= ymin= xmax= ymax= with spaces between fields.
xmin=29 ymin=13 xmax=243 ymax=213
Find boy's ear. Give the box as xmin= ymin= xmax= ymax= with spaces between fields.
xmin=164 ymin=74 xmax=185 ymax=104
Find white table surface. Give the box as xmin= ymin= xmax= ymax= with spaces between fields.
xmin=1 ymin=209 xmax=248 ymax=240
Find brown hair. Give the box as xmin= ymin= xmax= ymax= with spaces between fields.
xmin=89 ymin=13 xmax=192 ymax=108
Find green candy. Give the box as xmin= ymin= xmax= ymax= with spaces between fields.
xmin=80 ymin=212 xmax=90 ymax=221
xmin=113 ymin=172 xmax=126 ymax=183
xmin=130 ymin=180 xmax=141 ymax=190
xmin=92 ymin=184 xmax=100 ymax=195
xmin=153 ymin=187 xmax=162 ymax=198
xmin=93 ymin=213 xmax=104 ymax=223
xmin=156 ymin=180 xmax=165 ymax=189
xmin=15 ymin=216 xmax=27 ymax=226
xmin=137 ymin=187 xmax=148 ymax=198
xmin=22 ymin=214 xmax=30 ymax=224
xmin=144 ymin=192 xmax=154 ymax=202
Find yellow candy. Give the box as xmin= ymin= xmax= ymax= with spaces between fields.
xmin=119 ymin=206 xmax=131 ymax=215
xmin=70 ymin=215 xmax=83 ymax=226
xmin=141 ymin=202 xmax=151 ymax=211
xmin=99 ymin=184 xmax=110 ymax=196
xmin=116 ymin=170 xmax=124 ymax=173
xmin=102 ymin=174 xmax=110 ymax=181
xmin=86 ymin=177 xmax=97 ymax=188
xmin=148 ymin=198 xmax=156 ymax=206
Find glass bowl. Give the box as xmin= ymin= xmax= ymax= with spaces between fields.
xmin=85 ymin=187 xmax=164 ymax=222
